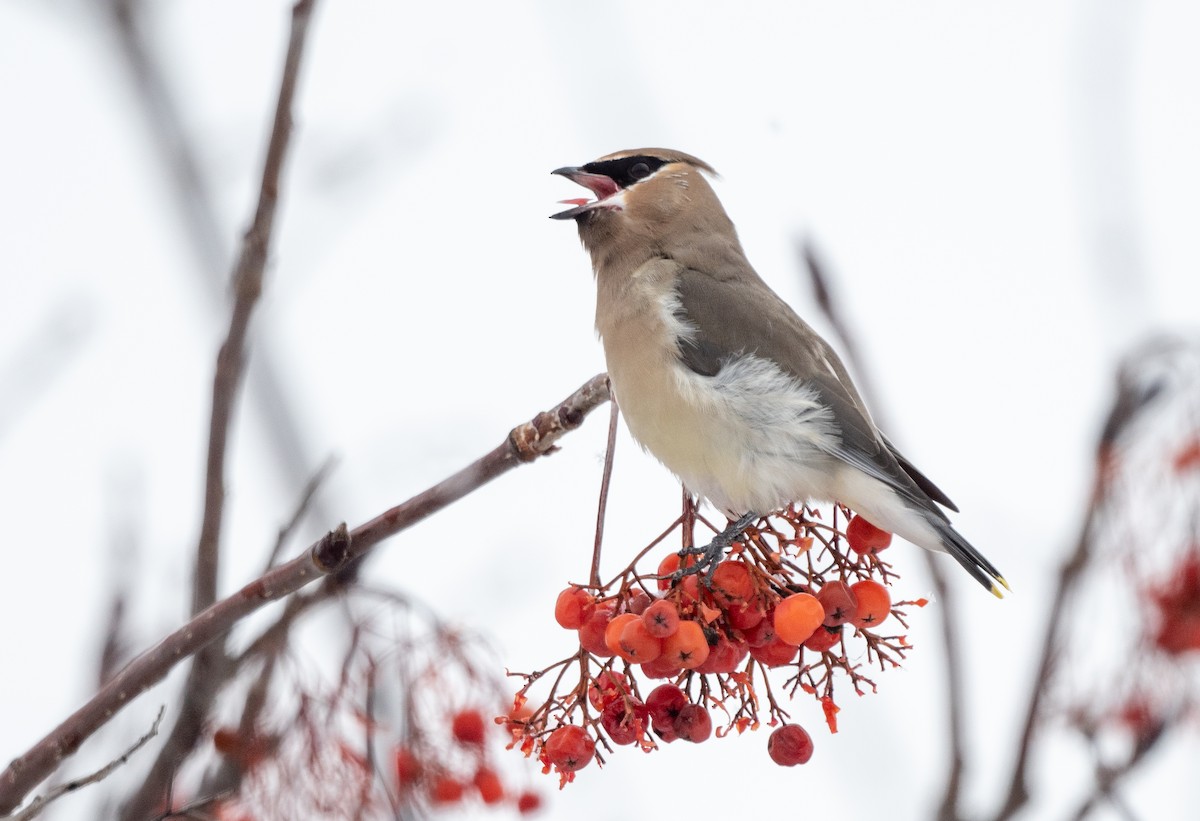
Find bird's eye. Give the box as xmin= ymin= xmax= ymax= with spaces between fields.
xmin=629 ymin=162 xmax=651 ymax=180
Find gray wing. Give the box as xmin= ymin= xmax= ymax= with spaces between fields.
xmin=674 ymin=263 xmax=953 ymax=517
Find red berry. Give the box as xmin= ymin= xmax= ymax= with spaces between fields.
xmin=577 ymin=605 xmax=615 ymax=657
xmin=645 ymin=684 xmax=688 ymax=733
xmin=587 ymin=671 xmax=628 ymax=710
xmin=749 ymin=635 xmax=798 ymax=667
xmin=743 ymin=610 xmax=778 ymax=647
xmin=451 ymin=709 xmax=486 ymax=746
xmin=627 ymin=590 xmax=653 ymax=614
xmin=849 ymin=580 xmax=891 ymax=629
xmin=768 ymin=724 xmax=814 ymax=766
xmin=847 ymin=515 xmax=893 ymax=554
xmin=516 ymin=790 xmax=542 ymax=814
xmin=429 ymin=775 xmax=465 ymax=804
xmin=695 ymin=633 xmax=746 ymax=675
xmin=601 ymin=698 xmax=648 ymax=746
xmin=394 ymin=745 xmax=422 ymax=786
xmin=803 ymin=624 xmax=842 ymax=653
xmin=639 ymin=653 xmax=683 ymax=679
xmin=543 ymin=725 xmax=595 ymax=772
xmin=642 ymin=599 xmax=681 ymax=638
xmin=554 ymin=587 xmax=595 ymax=629
xmin=726 ymin=600 xmax=765 ymax=630
xmin=816 ymin=581 xmax=859 ymax=627
xmin=673 ymin=703 xmax=713 ymax=743
xmin=473 ymin=766 xmax=504 ymax=804
xmin=604 ymin=613 xmax=641 ymax=659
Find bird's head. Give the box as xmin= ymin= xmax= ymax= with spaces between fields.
xmin=550 ymin=149 xmax=732 ymax=266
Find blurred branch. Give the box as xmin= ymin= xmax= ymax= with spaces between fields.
xmin=104 ymin=0 xmax=335 ymax=527
xmin=799 ymin=238 xmax=967 ymax=820
xmin=118 ymin=1 xmax=318 ymax=816
xmin=11 ymin=707 xmax=164 ymax=821
xmin=0 ymin=373 xmax=611 ymax=815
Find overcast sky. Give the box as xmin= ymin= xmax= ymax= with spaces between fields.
xmin=2 ymin=2 xmax=1198 ymax=819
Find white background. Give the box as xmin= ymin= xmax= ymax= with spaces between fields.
xmin=2 ymin=1 xmax=1198 ymax=819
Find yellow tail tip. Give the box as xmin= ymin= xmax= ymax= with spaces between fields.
xmin=990 ymin=576 xmax=1012 ymax=599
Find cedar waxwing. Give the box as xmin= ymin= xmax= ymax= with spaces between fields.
xmin=551 ymin=148 xmax=1008 ymax=597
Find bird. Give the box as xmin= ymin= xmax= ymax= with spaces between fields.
xmin=550 ymin=147 xmax=1008 ymax=597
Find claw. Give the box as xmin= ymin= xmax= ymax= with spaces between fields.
xmin=671 ymin=512 xmax=758 ymax=587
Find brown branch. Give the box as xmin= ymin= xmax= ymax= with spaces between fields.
xmin=799 ymin=238 xmax=967 ymax=819
xmin=115 ymin=4 xmax=319 ymax=817
xmin=0 ymin=373 xmax=611 ymax=814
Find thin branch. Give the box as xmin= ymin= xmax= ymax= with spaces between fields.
xmin=0 ymin=373 xmax=611 ymax=814
xmin=105 ymin=0 xmax=333 ymax=528
xmin=266 ymin=456 xmax=338 ymax=569
xmin=799 ymin=238 xmax=967 ymax=819
xmin=590 ymin=388 xmax=618 ymax=587
xmin=117 ymin=4 xmax=319 ymax=816
xmin=11 ymin=707 xmax=164 ymax=821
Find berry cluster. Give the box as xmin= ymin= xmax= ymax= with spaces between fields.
xmin=509 ymin=504 xmax=924 ymax=783
xmin=393 ymin=707 xmax=541 ymax=813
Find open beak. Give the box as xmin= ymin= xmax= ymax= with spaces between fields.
xmin=550 ymin=167 xmax=622 ymax=220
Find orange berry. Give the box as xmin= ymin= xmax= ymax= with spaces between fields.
xmin=846 ymin=515 xmax=893 ymax=554
xmin=710 ymin=560 xmax=754 ymax=604
xmin=642 ymin=599 xmax=680 ymax=638
xmin=451 ymin=709 xmax=486 ymax=746
xmin=661 ymin=620 xmax=710 ymax=669
xmin=543 ymin=725 xmax=595 ymax=772
xmin=604 ymin=613 xmax=641 ymax=659
xmin=619 ymin=617 xmax=664 ymax=662
xmin=473 ymin=766 xmax=504 ymax=804
xmin=554 ymin=587 xmax=594 ymax=629
xmin=850 ymin=580 xmax=891 ymax=628
xmin=774 ymin=593 xmax=825 ymax=646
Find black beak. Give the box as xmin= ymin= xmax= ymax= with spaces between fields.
xmin=550 ymin=166 xmax=620 ymax=220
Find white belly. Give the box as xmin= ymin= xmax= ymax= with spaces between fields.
xmin=595 ymin=258 xmax=842 ymax=515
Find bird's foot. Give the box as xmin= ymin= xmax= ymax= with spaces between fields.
xmin=674 ymin=512 xmax=759 ymax=587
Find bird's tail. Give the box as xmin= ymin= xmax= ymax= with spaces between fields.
xmin=932 ymin=517 xmax=1010 ymax=598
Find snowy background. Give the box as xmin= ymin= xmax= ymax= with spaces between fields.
xmin=2 ymin=1 xmax=1198 ymax=818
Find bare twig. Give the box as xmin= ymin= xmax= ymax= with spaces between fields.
xmin=11 ymin=707 xmax=164 ymax=821
xmin=266 ymin=457 xmax=338 ymax=569
xmin=590 ymin=388 xmax=618 ymax=587
xmin=0 ymin=373 xmax=611 ymax=814
xmin=799 ymin=238 xmax=967 ymax=819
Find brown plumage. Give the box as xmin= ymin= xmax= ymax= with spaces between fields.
xmin=552 ymin=148 xmax=1006 ymax=595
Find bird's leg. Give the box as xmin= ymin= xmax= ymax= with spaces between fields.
xmin=675 ymin=511 xmax=758 ymax=586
